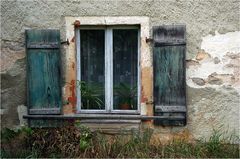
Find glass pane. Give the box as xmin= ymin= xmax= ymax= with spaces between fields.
xmin=113 ymin=29 xmax=138 ymax=110
xmin=80 ymin=30 xmax=105 ymax=110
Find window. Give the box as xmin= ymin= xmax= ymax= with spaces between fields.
xmin=76 ymin=26 xmax=140 ymax=113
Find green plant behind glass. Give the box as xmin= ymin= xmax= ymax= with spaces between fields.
xmin=77 ymin=81 xmax=104 ymax=109
xmin=114 ymin=82 xmax=137 ymax=109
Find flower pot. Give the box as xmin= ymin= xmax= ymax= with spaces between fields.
xmin=120 ymin=103 xmax=131 ymax=110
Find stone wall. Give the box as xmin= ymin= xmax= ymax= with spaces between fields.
xmin=1 ymin=0 xmax=239 ymax=141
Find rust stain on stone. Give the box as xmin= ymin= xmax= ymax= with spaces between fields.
xmin=63 ymin=104 xmax=75 ymax=114
xmin=141 ymin=86 xmax=148 ymax=103
xmin=71 ymin=36 xmax=75 ymax=42
xmin=141 ymin=67 xmax=153 ymax=101
xmin=67 ymin=80 xmax=77 ymax=110
xmin=141 ymin=67 xmax=153 ymax=117
xmin=63 ymin=43 xmax=77 ymax=114
xmin=73 ymin=20 xmax=81 ymax=28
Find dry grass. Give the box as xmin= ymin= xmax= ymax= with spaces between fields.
xmin=1 ymin=125 xmax=239 ymax=158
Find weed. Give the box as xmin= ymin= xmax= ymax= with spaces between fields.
xmin=1 ymin=127 xmax=35 ymax=158
xmin=1 ymin=125 xmax=239 ymax=158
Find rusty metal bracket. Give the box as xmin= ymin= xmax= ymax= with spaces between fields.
xmin=61 ymin=39 xmax=70 ymax=45
xmin=73 ymin=20 xmax=81 ymax=28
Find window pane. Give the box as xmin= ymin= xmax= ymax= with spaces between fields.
xmin=80 ymin=30 xmax=105 ymax=110
xmin=113 ymin=29 xmax=138 ymax=110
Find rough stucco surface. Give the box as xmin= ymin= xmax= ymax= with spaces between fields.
xmin=1 ymin=0 xmax=239 ymax=141
xmin=187 ymin=86 xmax=239 ymax=139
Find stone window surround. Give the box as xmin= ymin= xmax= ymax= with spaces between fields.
xmin=64 ymin=16 xmax=152 ymax=116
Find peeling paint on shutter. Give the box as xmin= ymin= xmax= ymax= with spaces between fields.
xmin=153 ymin=25 xmax=187 ymax=126
xmin=26 ymin=30 xmax=62 ymax=116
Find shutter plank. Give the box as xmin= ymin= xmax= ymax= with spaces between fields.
xmin=153 ymin=25 xmax=186 ymax=46
xmin=26 ymin=30 xmax=62 ymax=116
xmin=153 ymin=25 xmax=186 ymax=126
xmin=155 ymin=105 xmax=186 ymax=113
xmin=27 ymin=42 xmax=59 ymax=49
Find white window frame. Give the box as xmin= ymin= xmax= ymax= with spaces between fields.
xmin=76 ymin=26 xmax=141 ymax=114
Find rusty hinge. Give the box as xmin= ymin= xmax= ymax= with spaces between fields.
xmin=73 ymin=20 xmax=81 ymax=28
xmin=146 ymin=37 xmax=153 ymax=43
xmin=61 ymin=39 xmax=70 ymax=45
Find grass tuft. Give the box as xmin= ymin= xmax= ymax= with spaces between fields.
xmin=1 ymin=125 xmax=239 ymax=158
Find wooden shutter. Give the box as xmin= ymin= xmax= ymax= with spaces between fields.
xmin=153 ymin=25 xmax=186 ymax=126
xmin=26 ymin=29 xmax=62 ymax=115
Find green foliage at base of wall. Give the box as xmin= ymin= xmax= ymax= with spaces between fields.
xmin=1 ymin=125 xmax=239 ymax=158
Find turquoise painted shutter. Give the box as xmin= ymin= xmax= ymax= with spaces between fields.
xmin=153 ymin=25 xmax=187 ymax=126
xmin=26 ymin=30 xmax=62 ymax=115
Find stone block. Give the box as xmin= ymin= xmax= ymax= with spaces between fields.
xmin=17 ymin=105 xmax=28 ymax=126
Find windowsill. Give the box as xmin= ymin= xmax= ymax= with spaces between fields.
xmin=23 ymin=114 xmax=185 ymax=120
xmin=76 ymin=111 xmax=140 ymax=114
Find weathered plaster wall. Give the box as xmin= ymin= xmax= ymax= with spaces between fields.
xmin=186 ymin=31 xmax=240 ymax=139
xmin=1 ymin=0 xmax=239 ymax=141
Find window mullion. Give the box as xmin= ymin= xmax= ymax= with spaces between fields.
xmin=76 ymin=28 xmax=81 ymax=112
xmin=105 ymin=28 xmax=113 ymax=112
xmin=137 ymin=29 xmax=141 ymax=113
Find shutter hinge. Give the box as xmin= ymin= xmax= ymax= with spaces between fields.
xmin=61 ymin=39 xmax=70 ymax=45
xmin=146 ymin=37 xmax=153 ymax=43
xmin=73 ymin=20 xmax=81 ymax=28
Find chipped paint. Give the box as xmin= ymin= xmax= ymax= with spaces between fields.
xmin=185 ymin=31 xmax=240 ymax=140
xmin=141 ymin=67 xmax=153 ymax=116
xmin=202 ymin=31 xmax=240 ymax=59
xmin=187 ymin=31 xmax=240 ymax=93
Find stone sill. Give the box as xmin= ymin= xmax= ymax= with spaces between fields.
xmin=23 ymin=114 xmax=185 ymax=120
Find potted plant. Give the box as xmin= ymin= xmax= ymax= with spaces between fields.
xmin=114 ymin=83 xmax=137 ymax=110
xmin=77 ymin=81 xmax=104 ymax=109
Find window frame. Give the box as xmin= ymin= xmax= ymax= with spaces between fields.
xmin=76 ymin=25 xmax=141 ymax=114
